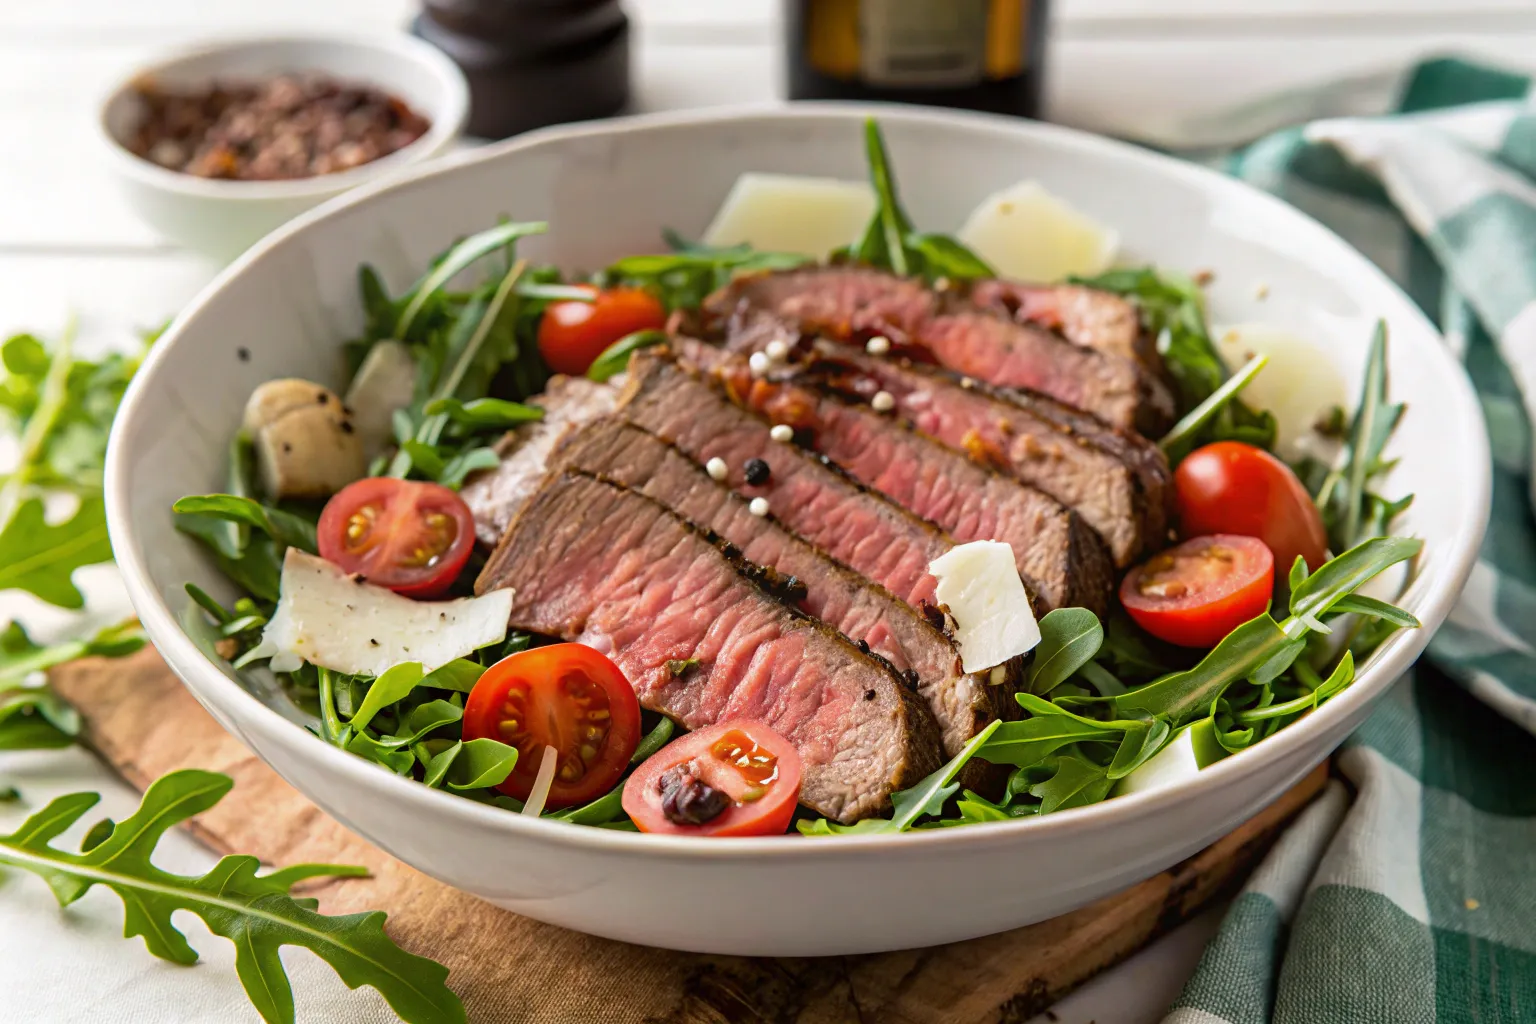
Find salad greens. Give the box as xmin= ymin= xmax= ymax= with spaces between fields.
xmin=0 ymin=770 xmax=465 ymax=1024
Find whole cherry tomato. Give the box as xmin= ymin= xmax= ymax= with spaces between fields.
xmin=537 ymin=286 xmax=666 ymax=376
xmin=1174 ymin=441 xmax=1329 ymax=576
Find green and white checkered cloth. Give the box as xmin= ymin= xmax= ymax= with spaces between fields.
xmin=1163 ymin=59 xmax=1536 ymax=1024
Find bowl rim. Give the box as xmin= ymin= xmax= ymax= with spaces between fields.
xmin=106 ymin=100 xmax=1491 ymax=859
xmin=94 ymin=32 xmax=470 ymax=201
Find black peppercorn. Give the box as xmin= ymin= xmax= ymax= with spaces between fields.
xmin=743 ymin=458 xmax=771 ymax=486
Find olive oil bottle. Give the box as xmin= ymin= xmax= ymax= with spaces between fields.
xmin=784 ymin=0 xmax=1050 ymax=118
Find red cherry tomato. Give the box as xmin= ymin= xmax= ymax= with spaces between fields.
xmin=317 ymin=478 xmax=476 ymax=598
xmin=537 ymin=286 xmax=667 ymax=376
xmin=462 ymin=644 xmax=642 ymax=809
xmin=1120 ymin=535 xmax=1275 ymax=648
xmin=1174 ymin=441 xmax=1329 ymax=576
xmin=623 ymin=721 xmax=802 ymax=837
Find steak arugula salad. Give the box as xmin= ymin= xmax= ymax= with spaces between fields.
xmin=174 ymin=120 xmax=1422 ymax=837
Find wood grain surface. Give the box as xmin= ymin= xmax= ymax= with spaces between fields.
xmin=51 ymin=648 xmax=1328 ymax=1024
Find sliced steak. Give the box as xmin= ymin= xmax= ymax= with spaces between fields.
xmin=459 ymin=375 xmax=618 ymax=545
xmin=550 ymin=418 xmax=1013 ymax=758
xmin=967 ymin=281 xmax=1157 ymax=372
xmin=687 ymin=311 xmax=1172 ymax=566
xmin=686 ymin=349 xmax=1113 ymax=614
xmin=704 ymin=265 xmax=1175 ymax=434
xmin=476 ymin=470 xmax=944 ymax=822
xmin=617 ymin=350 xmax=953 ymax=612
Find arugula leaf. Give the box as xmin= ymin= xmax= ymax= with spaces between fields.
xmin=171 ymin=495 xmax=318 ymax=555
xmin=0 ymin=318 xmax=77 ymax=532
xmin=797 ymin=720 xmax=1001 ymax=835
xmin=1104 ymin=715 xmax=1172 ymax=780
xmin=1288 ymin=536 xmax=1422 ymax=624
xmin=437 ymin=447 xmax=499 ymax=489
xmin=394 ymin=221 xmax=546 ymax=340
xmin=1232 ymin=652 xmax=1355 ymax=724
xmin=0 ymin=770 xmax=465 ymax=1024
xmin=847 ymin=119 xmax=993 ymax=283
xmin=0 ymin=497 xmax=113 ymax=608
xmin=0 ymin=619 xmax=145 ymax=688
xmin=1027 ymin=608 xmax=1104 ymax=695
xmin=549 ymin=785 xmax=626 ymax=826
xmin=349 ymin=663 xmax=427 ymax=734
xmin=420 ymin=659 xmax=485 ymax=693
xmin=1159 ymin=354 xmax=1268 ymax=462
xmin=974 ymin=713 xmax=1120 ymax=767
xmin=424 ymin=396 xmax=543 ymax=431
xmin=587 ymin=329 xmax=669 ymax=383
xmin=423 ymin=739 xmax=519 ymax=791
xmin=1311 ymin=322 xmax=1407 ymax=551
xmin=1029 ymin=755 xmax=1113 ymax=814
xmin=373 ymin=700 xmax=462 ymax=749
xmin=631 ymin=716 xmax=675 ymax=763
xmin=0 ymin=681 xmax=81 ymax=750
xmin=345 ymin=730 xmax=416 ymax=775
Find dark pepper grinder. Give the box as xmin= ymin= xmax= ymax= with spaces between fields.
xmin=412 ymin=0 xmax=631 ymax=139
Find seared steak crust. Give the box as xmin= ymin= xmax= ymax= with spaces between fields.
xmin=476 ymin=470 xmax=944 ymax=822
xmin=704 ymin=265 xmax=1175 ymax=434
xmin=550 ymin=418 xmax=1014 ymax=758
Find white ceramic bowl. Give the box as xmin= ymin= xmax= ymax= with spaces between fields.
xmin=97 ymin=35 xmax=468 ymax=261
xmin=105 ymin=104 xmax=1489 ymax=956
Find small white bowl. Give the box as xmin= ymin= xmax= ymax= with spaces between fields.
xmin=97 ymin=35 xmax=469 ymax=261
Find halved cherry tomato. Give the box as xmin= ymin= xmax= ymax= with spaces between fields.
xmin=317 ymin=478 xmax=475 ymax=598
xmin=462 ymin=644 xmax=642 ymax=809
xmin=623 ymin=720 xmax=802 ymax=837
xmin=1174 ymin=441 xmax=1329 ymax=575
xmin=537 ymin=285 xmax=666 ymax=376
xmin=1120 ymin=534 xmax=1274 ymax=648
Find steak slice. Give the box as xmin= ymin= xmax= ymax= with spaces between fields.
xmin=617 ymin=350 xmax=953 ymax=612
xmin=475 ymin=470 xmax=944 ymax=822
xmin=704 ymin=265 xmax=1175 ymax=434
xmin=459 ymin=375 xmax=618 ymax=545
xmin=967 ymin=280 xmax=1158 ymax=373
xmin=550 ymin=418 xmax=1013 ymax=759
xmin=688 ymin=311 xmax=1172 ymax=566
xmin=684 ymin=346 xmax=1113 ymax=615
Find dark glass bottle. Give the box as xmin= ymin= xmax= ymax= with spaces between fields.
xmin=784 ymin=0 xmax=1049 ymax=118
xmin=413 ymin=0 xmax=630 ymax=140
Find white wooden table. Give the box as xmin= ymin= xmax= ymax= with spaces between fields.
xmin=4 ymin=1 xmax=1534 ymax=1021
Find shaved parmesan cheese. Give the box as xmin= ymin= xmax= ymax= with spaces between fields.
xmin=1114 ymin=719 xmax=1228 ymax=798
xmin=957 ymin=181 xmax=1118 ymax=284
xmin=1214 ymin=323 xmax=1348 ymax=459
xmin=702 ymin=173 xmax=875 ymax=256
xmin=251 ymin=549 xmax=512 ymax=677
xmin=929 ymin=541 xmax=1040 ymax=673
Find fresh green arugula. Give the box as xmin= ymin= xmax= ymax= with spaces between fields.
xmin=843 ymin=118 xmax=995 ymax=283
xmin=1077 ymin=267 xmax=1276 ymax=454
xmin=0 ymin=770 xmax=465 ymax=1024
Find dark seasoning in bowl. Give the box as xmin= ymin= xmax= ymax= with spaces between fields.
xmin=127 ymin=74 xmax=431 ymax=181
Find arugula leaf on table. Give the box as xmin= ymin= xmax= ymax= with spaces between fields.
xmin=797 ymin=720 xmax=1001 ymax=835
xmin=0 ymin=619 xmax=145 ymax=688
xmin=0 ymin=680 xmax=81 ymax=750
xmin=0 ymin=770 xmax=466 ymax=1024
xmin=0 ymin=496 xmax=114 ymax=608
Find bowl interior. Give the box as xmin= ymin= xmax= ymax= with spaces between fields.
xmin=107 ymin=105 xmax=1488 ymax=849
xmin=99 ymin=36 xmax=466 ymax=194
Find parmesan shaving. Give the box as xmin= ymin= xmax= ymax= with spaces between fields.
xmin=249 ymin=549 xmax=512 ymax=677
xmin=929 ymin=541 xmax=1041 ymax=672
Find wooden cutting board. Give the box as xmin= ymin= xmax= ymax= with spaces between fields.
xmin=50 ymin=649 xmax=1327 ymax=1024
